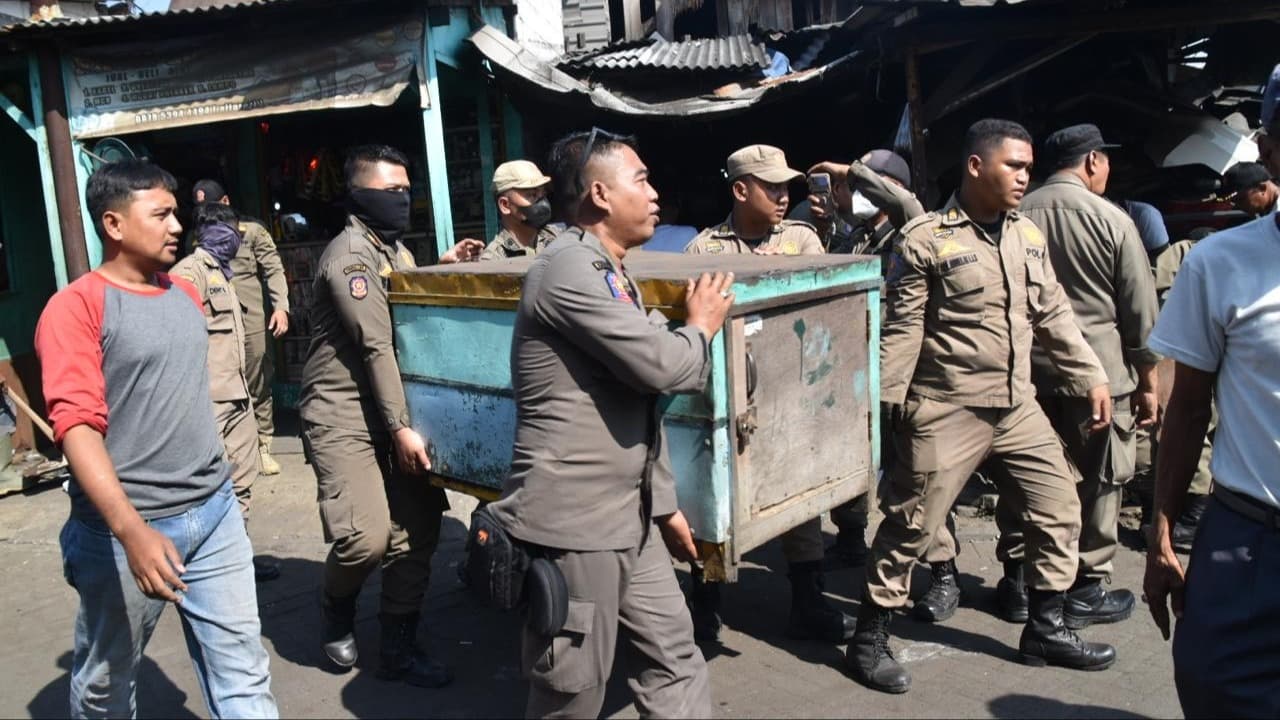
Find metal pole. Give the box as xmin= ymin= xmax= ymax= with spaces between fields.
xmin=37 ymin=44 xmax=89 ymax=280
xmin=905 ymin=49 xmax=929 ymax=206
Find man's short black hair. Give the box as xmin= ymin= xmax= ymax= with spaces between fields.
xmin=962 ymin=119 xmax=1033 ymax=163
xmin=546 ymin=128 xmax=638 ymax=221
xmin=86 ymin=159 xmax=178 ymax=241
xmin=344 ymin=144 xmax=411 ymax=187
xmin=1050 ymin=151 xmax=1092 ymax=173
xmin=192 ymin=201 xmax=239 ymax=228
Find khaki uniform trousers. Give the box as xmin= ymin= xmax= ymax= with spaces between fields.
xmin=997 ymin=395 xmax=1135 ymax=582
xmin=303 ymin=422 xmax=447 ymax=615
xmin=523 ymin=532 xmax=712 ymax=719
xmin=214 ymin=398 xmax=260 ymax=522
xmin=867 ymin=396 xmax=1081 ymax=609
xmin=244 ymin=329 xmax=275 ymax=442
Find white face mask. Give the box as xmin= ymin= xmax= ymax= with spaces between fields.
xmin=849 ymin=190 xmax=880 ymax=221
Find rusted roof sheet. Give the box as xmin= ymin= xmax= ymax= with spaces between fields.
xmin=563 ymin=35 xmax=771 ymax=73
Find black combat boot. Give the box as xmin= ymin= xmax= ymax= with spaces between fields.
xmin=825 ymin=529 xmax=868 ymax=569
xmin=1063 ymin=579 xmax=1135 ymax=630
xmin=377 ymin=612 xmax=453 ymax=688
xmin=320 ymin=591 xmax=359 ymax=670
xmin=845 ymin=602 xmax=910 ymax=694
xmin=787 ymin=560 xmax=856 ymax=642
xmin=913 ymin=560 xmax=961 ymax=622
xmin=1171 ymin=494 xmax=1210 ymax=552
xmin=688 ymin=566 xmax=723 ymax=643
xmin=996 ymin=561 xmax=1029 ymax=623
xmin=1018 ymin=590 xmax=1116 ymax=671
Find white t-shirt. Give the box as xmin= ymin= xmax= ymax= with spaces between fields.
xmin=1148 ymin=214 xmax=1280 ymax=509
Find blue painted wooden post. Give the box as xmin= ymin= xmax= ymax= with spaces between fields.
xmin=26 ymin=53 xmax=68 ymax=288
xmin=475 ymin=85 xmax=498 ymax=243
xmin=421 ymin=13 xmax=456 ymax=261
xmin=502 ymin=96 xmax=525 ymax=161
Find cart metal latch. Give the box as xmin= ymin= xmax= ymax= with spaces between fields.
xmin=736 ymin=406 xmax=758 ymax=450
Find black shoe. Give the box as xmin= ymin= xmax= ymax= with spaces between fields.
xmin=824 ymin=530 xmax=868 ymax=569
xmin=1171 ymin=494 xmax=1209 ymax=553
xmin=320 ymin=591 xmax=359 ymax=670
xmin=996 ymin=561 xmax=1028 ymax=624
xmin=688 ymin=567 xmax=723 ymax=643
xmin=913 ymin=560 xmax=961 ymax=623
xmin=787 ymin=560 xmax=856 ymax=642
xmin=254 ymin=557 xmax=281 ymax=583
xmin=1063 ymin=580 xmax=1135 ymax=630
xmin=844 ymin=602 xmax=911 ymax=694
xmin=1018 ymin=590 xmax=1116 ymax=671
xmin=377 ymin=612 xmax=453 ymax=688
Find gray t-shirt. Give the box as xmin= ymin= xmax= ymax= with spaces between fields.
xmin=35 ymin=271 xmax=230 ymax=520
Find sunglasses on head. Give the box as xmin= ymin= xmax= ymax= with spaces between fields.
xmin=574 ymin=127 xmax=634 ymax=197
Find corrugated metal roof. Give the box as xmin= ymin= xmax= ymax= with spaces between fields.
xmin=0 ymin=0 xmax=304 ymax=34
xmin=563 ymin=35 xmax=771 ymax=73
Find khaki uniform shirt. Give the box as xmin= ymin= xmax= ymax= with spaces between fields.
xmin=170 ymin=248 xmax=250 ymax=403
xmin=478 ymin=225 xmax=559 ymax=261
xmin=230 ymin=220 xmax=289 ymax=334
xmin=300 ymin=215 xmax=415 ymax=434
xmin=489 ymin=228 xmax=711 ymax=551
xmin=685 ymin=217 xmax=824 ymax=255
xmin=1154 ymin=238 xmax=1197 ymax=303
xmin=882 ymin=195 xmax=1108 ymax=407
xmin=1020 ymin=173 xmax=1160 ymax=396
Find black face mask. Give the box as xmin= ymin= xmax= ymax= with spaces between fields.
xmin=519 ymin=198 xmax=553 ymax=229
xmin=349 ymin=188 xmax=411 ymax=244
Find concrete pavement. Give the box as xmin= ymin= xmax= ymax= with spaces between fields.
xmin=0 ymin=426 xmax=1183 ymax=718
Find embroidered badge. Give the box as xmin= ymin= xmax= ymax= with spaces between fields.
xmin=349 ymin=275 xmax=369 ymax=300
xmin=945 ymin=208 xmax=960 ymax=222
xmin=604 ymin=270 xmax=633 ymax=303
xmin=781 ymin=240 xmax=798 ymax=254
xmin=343 ymin=263 xmax=368 ymax=275
xmin=935 ymin=239 xmax=967 ymax=258
xmin=940 ymin=253 xmax=980 ymax=274
xmin=1023 ymin=225 xmax=1045 ymax=246
xmin=208 ymin=272 xmax=224 ymax=285
xmin=705 ymin=240 xmax=723 ymax=253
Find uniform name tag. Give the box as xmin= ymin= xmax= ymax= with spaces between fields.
xmin=1025 ymin=247 xmax=1045 ymax=261
xmin=940 ymin=253 xmax=979 ymax=274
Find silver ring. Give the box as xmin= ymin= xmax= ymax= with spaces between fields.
xmin=719 ymin=290 xmax=731 ymax=298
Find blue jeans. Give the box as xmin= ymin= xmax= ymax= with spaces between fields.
xmin=60 ymin=481 xmax=277 ymax=719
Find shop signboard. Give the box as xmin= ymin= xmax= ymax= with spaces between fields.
xmin=65 ymin=14 xmax=428 ymax=138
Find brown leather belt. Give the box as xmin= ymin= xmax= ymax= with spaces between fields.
xmin=1213 ymin=484 xmax=1280 ymax=531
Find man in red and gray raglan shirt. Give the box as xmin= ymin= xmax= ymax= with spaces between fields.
xmin=35 ymin=160 xmax=276 ymax=719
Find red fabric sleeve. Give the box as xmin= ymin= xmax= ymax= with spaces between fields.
xmin=35 ymin=275 xmax=109 ymax=444
xmin=159 ymin=273 xmax=203 ymax=310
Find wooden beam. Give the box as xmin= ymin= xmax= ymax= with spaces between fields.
xmin=905 ymin=49 xmax=928 ymax=203
xmin=921 ymin=35 xmax=1096 ymax=125
xmin=421 ymin=10 xmax=457 ymax=260
xmin=621 ymin=0 xmax=643 ymax=40
xmin=0 ymin=92 xmax=34 ymax=139
xmin=918 ymin=44 xmax=998 ymax=127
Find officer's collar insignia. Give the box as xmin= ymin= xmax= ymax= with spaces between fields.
xmin=349 ymin=275 xmax=369 ymax=300
xmin=1023 ymin=225 xmax=1045 ymax=246
xmin=603 ymin=270 xmax=634 ymax=303
xmin=931 ymin=227 xmax=955 ymax=239
xmin=935 ymin=239 xmax=967 ymax=258
xmin=946 ymin=208 xmax=960 ymax=222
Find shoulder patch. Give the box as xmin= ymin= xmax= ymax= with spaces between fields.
xmin=343 ymin=263 xmax=368 ymax=275
xmin=349 ymin=275 xmax=369 ymax=300
xmin=603 ymin=270 xmax=634 ymax=303
xmin=885 ymin=250 xmax=907 ymax=286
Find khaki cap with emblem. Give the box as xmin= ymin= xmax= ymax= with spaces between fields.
xmin=726 ymin=145 xmax=804 ymax=184
xmin=492 ymin=160 xmax=552 ymax=194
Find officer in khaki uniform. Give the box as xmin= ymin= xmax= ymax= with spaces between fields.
xmin=301 ymin=145 xmax=482 ymax=688
xmin=683 ymin=144 xmax=856 ymax=645
xmin=994 ymin=125 xmax=1160 ymax=629
xmin=847 ymin=119 xmax=1118 ymax=695
xmin=478 ymin=161 xmax=562 ymax=261
xmin=192 ymin=180 xmax=290 ymax=477
xmin=170 ymin=204 xmax=276 ymax=580
xmin=488 ymin=130 xmax=729 ymax=718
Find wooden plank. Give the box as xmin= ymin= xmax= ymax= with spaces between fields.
xmin=421 ymin=10 xmax=457 ymax=261
xmin=905 ymin=49 xmax=929 ymax=202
